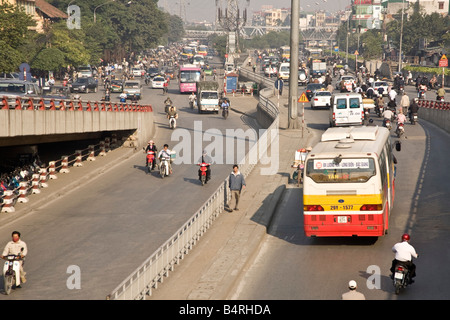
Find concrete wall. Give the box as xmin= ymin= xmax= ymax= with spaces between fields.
xmin=0 ymin=109 xmax=155 ymax=148
xmin=419 ymin=107 xmax=450 ymax=134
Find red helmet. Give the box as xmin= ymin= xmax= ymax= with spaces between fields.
xmin=401 ymin=233 xmax=410 ymax=241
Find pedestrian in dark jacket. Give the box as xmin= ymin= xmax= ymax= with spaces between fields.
xmin=228 ymin=165 xmax=246 ymax=211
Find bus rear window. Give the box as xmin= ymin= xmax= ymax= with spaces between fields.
xmin=306 ymin=158 xmax=376 ymax=183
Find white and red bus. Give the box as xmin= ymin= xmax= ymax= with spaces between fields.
xmin=179 ymin=64 xmax=201 ymax=93
xmin=303 ymin=126 xmax=397 ymax=237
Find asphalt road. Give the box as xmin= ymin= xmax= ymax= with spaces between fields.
xmin=229 ymin=80 xmax=450 ymax=300
xmin=0 ymin=62 xmax=258 ymax=299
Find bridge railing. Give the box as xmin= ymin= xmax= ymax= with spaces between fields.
xmin=106 ymin=55 xmax=280 ymax=300
xmin=0 ymin=96 xmax=152 ymax=112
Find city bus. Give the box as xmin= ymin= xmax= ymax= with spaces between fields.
xmin=179 ymin=64 xmax=201 ymax=93
xmin=181 ymin=47 xmax=194 ymax=60
xmin=280 ymin=46 xmax=290 ymax=61
xmin=302 ymin=126 xmax=397 ymax=237
xmin=198 ymin=45 xmax=208 ymax=56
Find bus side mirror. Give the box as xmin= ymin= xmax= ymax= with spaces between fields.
xmin=395 ymin=141 xmax=401 ymax=152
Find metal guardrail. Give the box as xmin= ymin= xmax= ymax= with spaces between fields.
xmin=107 ymin=56 xmax=281 ymax=300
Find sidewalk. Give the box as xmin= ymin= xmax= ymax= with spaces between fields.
xmin=149 ymin=92 xmax=315 ymax=300
xmin=0 ymin=146 xmax=137 ymax=227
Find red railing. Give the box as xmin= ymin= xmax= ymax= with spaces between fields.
xmin=0 ymin=96 xmax=153 ymax=112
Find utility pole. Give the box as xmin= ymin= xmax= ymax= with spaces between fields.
xmin=398 ymin=0 xmax=405 ymax=72
xmin=288 ymin=0 xmax=300 ymax=129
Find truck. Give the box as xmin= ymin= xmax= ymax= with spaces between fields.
xmin=310 ymin=59 xmax=327 ymax=76
xmin=196 ymin=81 xmax=219 ymax=114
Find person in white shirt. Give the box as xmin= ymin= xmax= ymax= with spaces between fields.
xmin=1 ymin=231 xmax=28 ymax=286
xmin=388 ymin=88 xmax=397 ymax=102
xmin=341 ymin=280 xmax=366 ymax=300
xmin=382 ymin=108 xmax=394 ymax=127
xmin=390 ymin=234 xmax=418 ymax=283
xmin=158 ymin=144 xmax=173 ymax=174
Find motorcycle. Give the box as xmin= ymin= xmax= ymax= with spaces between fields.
xmin=3 ymin=248 xmax=24 ymax=295
xmin=169 ymin=115 xmax=177 ymax=130
xmin=363 ymin=107 xmax=370 ymax=125
xmin=146 ymin=151 xmax=155 ymax=173
xmin=197 ymin=162 xmax=210 ymax=186
xmin=384 ymin=118 xmax=392 ymax=131
xmin=393 ymin=260 xmax=413 ymax=295
xmin=396 ymin=122 xmax=405 ymax=138
xmin=377 ymin=105 xmax=384 ymax=118
xmin=436 ymin=95 xmax=444 ymax=102
xmin=410 ymin=113 xmax=418 ymax=125
xmin=418 ymin=90 xmax=426 ymax=100
xmin=222 ymin=106 xmax=229 ymax=119
xmin=159 ymin=156 xmax=171 ymax=179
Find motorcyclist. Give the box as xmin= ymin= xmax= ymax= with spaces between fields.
xmin=164 ymin=96 xmax=173 ymax=113
xmin=158 ymin=144 xmax=173 ymax=174
xmin=144 ymin=140 xmax=158 ymax=170
xmin=167 ymin=106 xmax=178 ymax=125
xmin=396 ymin=110 xmax=407 ymax=125
xmin=409 ymin=98 xmax=419 ymax=121
xmin=197 ymin=150 xmax=212 ymax=183
xmin=436 ymin=87 xmax=446 ymax=101
xmin=382 ymin=108 xmax=394 ymax=127
xmin=188 ymin=92 xmax=197 ymax=108
xmin=1 ymin=231 xmax=27 ymax=286
xmin=390 ymin=233 xmax=418 ymax=284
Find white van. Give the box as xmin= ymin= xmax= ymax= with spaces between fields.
xmin=329 ymin=93 xmax=364 ymax=127
xmin=278 ymin=62 xmax=290 ymax=81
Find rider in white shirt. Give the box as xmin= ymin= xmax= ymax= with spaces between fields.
xmin=390 ymin=234 xmax=418 ymax=283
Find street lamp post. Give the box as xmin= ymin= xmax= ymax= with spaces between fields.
xmin=94 ymin=0 xmax=116 ymax=23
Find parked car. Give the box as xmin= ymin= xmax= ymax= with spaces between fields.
xmin=70 ymin=77 xmax=98 ymax=93
xmin=0 ymin=80 xmax=41 ymax=101
xmin=110 ymin=80 xmax=123 ymax=93
xmin=305 ymin=83 xmax=325 ymax=101
xmin=151 ymin=76 xmax=166 ymax=89
xmin=123 ymin=80 xmax=142 ymax=99
xmin=311 ymin=91 xmax=332 ymax=109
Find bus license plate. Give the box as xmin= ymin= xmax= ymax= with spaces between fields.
xmin=337 ymin=216 xmax=348 ymax=223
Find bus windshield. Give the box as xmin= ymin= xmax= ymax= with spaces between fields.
xmin=180 ymin=70 xmax=201 ymax=83
xmin=306 ymin=158 xmax=376 ymax=183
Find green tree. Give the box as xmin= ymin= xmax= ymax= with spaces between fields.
xmin=0 ymin=3 xmax=35 ymax=72
xmin=31 ymin=47 xmax=66 ymax=76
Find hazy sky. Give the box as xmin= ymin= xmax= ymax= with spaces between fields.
xmin=161 ymin=0 xmax=352 ymax=22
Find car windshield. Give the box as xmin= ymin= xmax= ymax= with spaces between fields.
xmin=111 ymin=81 xmax=122 ymax=85
xmin=201 ymin=92 xmax=218 ymax=99
xmin=306 ymin=158 xmax=376 ymax=183
xmin=77 ymin=78 xmax=88 ymax=83
xmin=148 ymin=68 xmax=159 ymax=73
xmin=0 ymin=83 xmax=26 ymax=93
xmin=153 ymin=77 xmax=165 ymax=81
xmin=124 ymin=82 xmax=140 ymax=89
xmin=315 ymin=92 xmax=331 ymax=97
xmin=307 ymin=84 xmax=323 ymax=90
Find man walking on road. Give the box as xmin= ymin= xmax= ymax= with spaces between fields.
xmin=228 ymin=165 xmax=246 ymax=211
